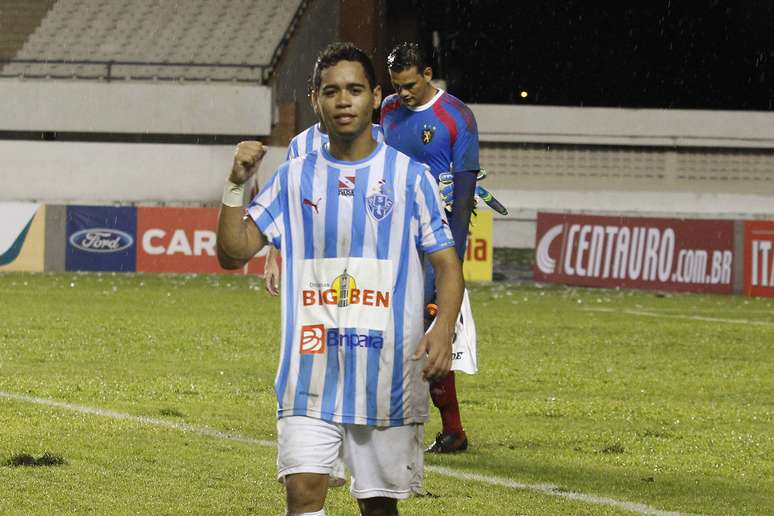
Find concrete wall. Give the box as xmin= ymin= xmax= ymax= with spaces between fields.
xmin=0 ymin=140 xmax=288 ymax=205
xmin=0 ymin=79 xmax=272 ymax=135
xmin=472 ymin=104 xmax=774 ymax=148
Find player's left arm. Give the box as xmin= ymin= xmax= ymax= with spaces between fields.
xmin=449 ymin=106 xmax=481 ymax=260
xmin=448 ymin=172 xmax=476 ymax=260
xmin=413 ymin=246 xmax=464 ymax=381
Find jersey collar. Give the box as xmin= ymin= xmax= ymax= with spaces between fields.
xmin=320 ymin=141 xmax=385 ymax=167
xmin=406 ymin=88 xmax=444 ymax=112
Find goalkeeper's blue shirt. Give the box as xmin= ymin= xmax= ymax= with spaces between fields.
xmin=380 ymin=89 xmax=480 ymax=180
xmin=286 ymin=123 xmax=384 ymax=160
xmin=247 ymin=142 xmax=454 ymax=426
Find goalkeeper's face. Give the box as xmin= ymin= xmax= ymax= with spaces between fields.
xmin=389 ymin=66 xmax=435 ymax=107
xmin=314 ymin=60 xmax=381 ymax=142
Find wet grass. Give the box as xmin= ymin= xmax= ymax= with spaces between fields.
xmin=0 ymin=272 xmax=772 ymax=515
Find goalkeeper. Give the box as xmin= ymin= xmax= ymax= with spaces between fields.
xmin=380 ymin=42 xmax=480 ymax=454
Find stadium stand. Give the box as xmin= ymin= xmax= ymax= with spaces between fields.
xmin=0 ymin=0 xmax=56 ymax=61
xmin=0 ymin=0 xmax=304 ymax=81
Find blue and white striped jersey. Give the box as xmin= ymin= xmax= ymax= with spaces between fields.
xmin=286 ymin=123 xmax=384 ymax=160
xmin=247 ymin=142 xmax=454 ymax=427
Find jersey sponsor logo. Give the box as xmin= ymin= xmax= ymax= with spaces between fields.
xmin=327 ymin=328 xmax=384 ymax=350
xmin=422 ymin=124 xmax=436 ymax=144
xmin=300 ymin=323 xmax=326 ymax=354
xmin=69 ymin=228 xmax=134 ymax=253
xmin=303 ymin=197 xmax=322 ymax=214
xmin=302 ymin=268 xmax=390 ymax=308
xmin=299 ymin=257 xmax=393 ymax=331
xmin=299 ymin=324 xmax=384 ymax=352
xmin=338 ymin=176 xmax=356 ymax=197
xmin=366 ymin=182 xmax=394 ymax=221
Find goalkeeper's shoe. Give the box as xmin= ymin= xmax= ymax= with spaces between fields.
xmin=425 ymin=431 xmax=469 ymax=453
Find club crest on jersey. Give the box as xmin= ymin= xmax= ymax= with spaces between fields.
xmin=367 ymin=192 xmax=394 ymax=221
xmin=422 ymin=124 xmax=436 ymax=144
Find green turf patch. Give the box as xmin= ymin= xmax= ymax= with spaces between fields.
xmin=1 ymin=272 xmax=772 ymax=515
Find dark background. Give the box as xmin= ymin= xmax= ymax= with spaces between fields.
xmin=392 ymin=0 xmax=773 ymax=110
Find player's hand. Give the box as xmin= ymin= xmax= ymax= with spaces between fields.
xmin=412 ymin=323 xmax=453 ymax=382
xmin=230 ymin=141 xmax=266 ymax=185
xmin=263 ymin=247 xmax=281 ymax=296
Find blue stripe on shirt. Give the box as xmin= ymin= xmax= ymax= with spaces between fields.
xmin=292 ymin=155 xmax=319 ymax=414
xmin=349 ymin=166 xmax=370 ymax=258
xmin=305 ymin=126 xmax=315 ymax=155
xmin=300 ymin=154 xmax=317 ymax=259
xmin=275 ymin=168 xmax=295 ymax=412
xmin=389 ymin=158 xmax=418 ymax=425
xmin=324 ymin=165 xmax=340 ymax=258
xmin=320 ymin=328 xmax=341 ymax=420
xmin=376 ymin=146 xmax=398 ymax=260
xmin=253 ymin=194 xmax=283 ymax=249
xmin=366 ymin=328 xmax=382 ymax=425
xmin=342 ymin=327 xmax=357 ymax=424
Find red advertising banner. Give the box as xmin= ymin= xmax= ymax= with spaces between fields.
xmin=136 ymin=207 xmax=265 ymax=275
xmin=534 ymin=212 xmax=735 ymax=294
xmin=743 ymin=220 xmax=774 ymax=297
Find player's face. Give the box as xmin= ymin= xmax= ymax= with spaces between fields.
xmin=313 ymin=60 xmax=381 ymax=142
xmin=389 ymin=66 xmax=434 ymax=107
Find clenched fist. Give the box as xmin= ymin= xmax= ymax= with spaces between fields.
xmin=230 ymin=141 xmax=266 ymax=185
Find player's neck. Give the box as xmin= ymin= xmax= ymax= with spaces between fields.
xmin=328 ymin=131 xmax=377 ymax=162
xmin=416 ymin=85 xmax=439 ymax=106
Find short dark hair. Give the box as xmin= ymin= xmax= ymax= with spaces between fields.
xmin=387 ymin=42 xmax=432 ymax=73
xmin=312 ymin=42 xmax=377 ymax=92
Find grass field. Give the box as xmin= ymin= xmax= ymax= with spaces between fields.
xmin=1 ymin=272 xmax=773 ymax=515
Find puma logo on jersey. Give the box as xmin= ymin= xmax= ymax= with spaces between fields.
xmin=303 ymin=197 xmax=322 ymax=214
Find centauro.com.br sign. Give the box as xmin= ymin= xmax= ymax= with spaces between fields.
xmin=534 ymin=212 xmax=735 ymax=294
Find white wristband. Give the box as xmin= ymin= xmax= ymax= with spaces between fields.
xmin=222 ymin=179 xmax=245 ymax=207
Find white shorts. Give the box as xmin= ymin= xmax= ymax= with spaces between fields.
xmin=277 ymin=416 xmax=424 ymax=499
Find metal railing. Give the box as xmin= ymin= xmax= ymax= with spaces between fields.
xmin=0 ymin=59 xmax=270 ymax=83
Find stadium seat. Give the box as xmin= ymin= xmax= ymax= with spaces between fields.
xmin=0 ymin=0 xmax=304 ymax=81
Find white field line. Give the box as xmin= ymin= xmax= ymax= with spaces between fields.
xmin=0 ymin=391 xmax=273 ymax=447
xmin=0 ymin=391 xmax=688 ymax=516
xmin=582 ymin=307 xmax=774 ymax=328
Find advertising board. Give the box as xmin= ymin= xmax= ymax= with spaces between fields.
xmin=66 ymin=206 xmax=137 ymax=272
xmin=136 ymin=207 xmax=265 ymax=275
xmin=743 ymin=220 xmax=774 ymax=297
xmin=0 ymin=202 xmax=45 ymax=272
xmin=534 ymin=212 xmax=735 ymax=294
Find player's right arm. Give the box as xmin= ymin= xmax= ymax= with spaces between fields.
xmin=217 ymin=141 xmax=268 ymax=269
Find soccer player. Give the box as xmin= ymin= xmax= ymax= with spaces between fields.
xmin=380 ymin=42 xmax=479 ymax=454
xmin=217 ymin=42 xmax=464 ymax=516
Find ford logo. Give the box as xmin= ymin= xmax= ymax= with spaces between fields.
xmin=69 ymin=228 xmax=134 ymax=253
